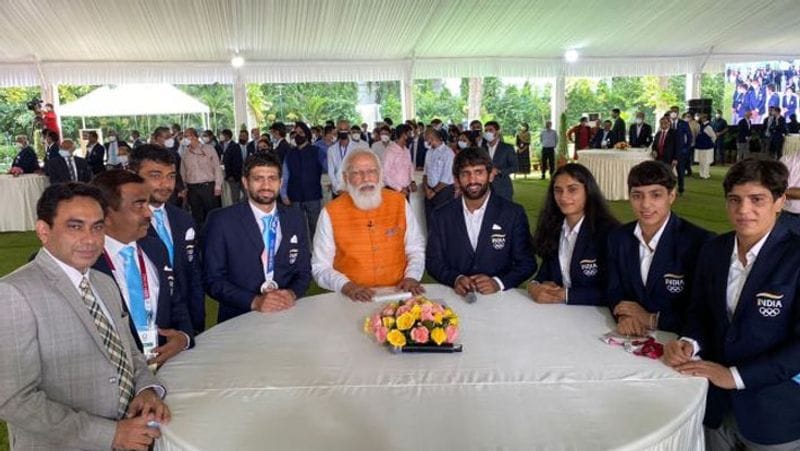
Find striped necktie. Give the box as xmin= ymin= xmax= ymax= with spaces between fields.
xmin=79 ymin=276 xmax=135 ymax=418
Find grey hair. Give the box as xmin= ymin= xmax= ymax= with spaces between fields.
xmin=338 ymin=148 xmax=383 ymax=191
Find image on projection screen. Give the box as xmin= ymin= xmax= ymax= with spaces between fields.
xmin=726 ymin=60 xmax=800 ymax=125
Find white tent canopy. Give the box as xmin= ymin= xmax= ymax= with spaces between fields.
xmin=0 ymin=0 xmax=798 ymax=86
xmin=59 ymin=84 xmax=210 ymax=117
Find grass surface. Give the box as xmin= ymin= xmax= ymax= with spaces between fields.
xmin=0 ymin=166 xmax=733 ymax=449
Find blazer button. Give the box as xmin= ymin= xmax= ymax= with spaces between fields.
xmin=109 ymin=377 xmax=117 ymax=384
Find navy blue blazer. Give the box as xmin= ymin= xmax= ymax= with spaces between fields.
xmin=45 ymin=143 xmax=60 ymax=162
xmin=426 ymin=194 xmax=537 ymax=290
xmin=222 ymin=141 xmax=244 ymax=181
xmin=534 ymin=218 xmax=617 ymax=306
xmin=86 ymin=143 xmax=106 ymax=175
xmin=43 ymin=155 xmax=91 ymax=184
xmin=490 ymin=141 xmax=518 ymax=201
xmin=671 ymin=119 xmax=692 ymax=155
xmin=606 ymin=214 xmax=714 ymax=333
xmin=12 ymin=146 xmax=38 ymax=173
xmin=93 ymin=236 xmax=195 ymax=350
xmin=203 ymin=202 xmax=312 ymax=323
xmin=682 ymin=222 xmax=800 ymax=445
xmin=274 ymin=140 xmax=291 ymax=164
xmin=147 ymin=203 xmax=206 ymax=333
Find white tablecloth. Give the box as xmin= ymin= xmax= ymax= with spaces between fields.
xmin=0 ymin=174 xmax=49 ymax=232
xmin=577 ymin=148 xmax=653 ymax=201
xmin=155 ymin=285 xmax=706 ymax=451
xmin=784 ymin=135 xmax=800 ymax=157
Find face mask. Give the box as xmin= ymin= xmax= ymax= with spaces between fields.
xmin=294 ymin=135 xmax=306 ymax=146
xmin=424 ymin=141 xmax=432 ymax=150
xmin=164 ymin=138 xmax=175 ymax=148
xmin=59 ymin=149 xmax=70 ymax=158
xmin=181 ymin=137 xmax=191 ymax=146
xmin=694 ymin=115 xmax=699 ymax=121
xmin=201 ymin=136 xmax=210 ymax=144
xmin=118 ymin=156 xmax=129 ymax=165
xmin=483 ymin=131 xmax=495 ymax=142
xmin=311 ymin=134 xmax=319 ymax=141
xmin=109 ymin=136 xmax=117 ymax=142
xmin=715 ymin=114 xmax=721 ymax=119
xmin=669 ymin=112 xmax=678 ymax=119
xmin=458 ymin=141 xmax=468 ymax=149
xmin=433 ymin=124 xmax=442 ymax=130
xmin=380 ymin=134 xmax=390 ymax=143
xmin=635 ymin=118 xmax=643 ymax=124
xmin=14 ymin=142 xmax=23 ymax=150
xmin=351 ymin=133 xmax=361 ymax=141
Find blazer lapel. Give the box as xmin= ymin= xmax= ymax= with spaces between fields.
xmin=714 ymin=234 xmax=736 ymax=328
xmin=239 ymin=202 xmax=266 ymax=252
xmin=474 ymin=195 xmax=499 ymax=260
xmin=569 ymin=221 xmax=591 ymax=282
xmin=645 ymin=216 xmax=677 ymax=299
xmin=731 ymin=226 xmax=788 ymax=323
xmin=454 ymin=200 xmax=474 ymax=258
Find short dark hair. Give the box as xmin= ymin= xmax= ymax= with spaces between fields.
xmin=395 ymin=124 xmax=411 ymax=137
xmin=37 ymin=182 xmax=108 ymax=227
xmin=627 ymin=161 xmax=677 ymax=192
xmin=90 ymin=169 xmax=146 ymax=211
xmin=270 ymin=122 xmax=287 ymax=136
xmin=453 ymin=146 xmax=493 ymax=177
xmin=128 ymin=144 xmax=177 ymax=173
xmin=723 ymin=158 xmax=788 ymax=199
xmin=152 ymin=126 xmax=170 ymax=140
xmin=484 ymin=120 xmax=500 ymax=130
xmin=383 ymin=117 xmax=394 ymax=126
xmin=131 ymin=130 xmax=140 ymax=138
xmin=431 ymin=118 xmax=443 ymax=125
xmin=243 ymin=152 xmax=282 ymax=178
xmin=88 ymin=131 xmax=98 ymax=140
xmin=47 ymin=130 xmax=60 ymax=142
xmin=221 ymin=129 xmax=233 ymax=140
xmin=323 ymin=125 xmax=336 ymax=135
xmin=612 ymin=108 xmax=621 ymax=114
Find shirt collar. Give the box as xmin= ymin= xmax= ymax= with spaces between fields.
xmin=249 ymin=199 xmax=277 ymax=223
xmin=149 ymin=203 xmax=166 ymax=214
xmin=462 ymin=192 xmax=491 ymax=216
xmin=633 ymin=214 xmax=671 ymax=252
xmin=562 ymin=216 xmax=585 ymax=238
xmin=41 ymin=248 xmax=89 ymax=287
xmin=105 ymin=234 xmax=137 ymax=257
xmin=731 ymin=230 xmax=771 ymax=267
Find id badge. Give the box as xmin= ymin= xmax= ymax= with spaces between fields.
xmin=138 ymin=326 xmax=158 ymax=361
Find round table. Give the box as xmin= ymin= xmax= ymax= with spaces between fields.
xmin=577 ymin=148 xmax=653 ymax=201
xmin=155 ymin=285 xmax=706 ymax=451
xmin=0 ymin=174 xmax=49 ymax=232
xmin=784 ymin=134 xmax=800 ymax=157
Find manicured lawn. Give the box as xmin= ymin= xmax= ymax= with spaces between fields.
xmin=0 ymin=165 xmax=733 ymax=449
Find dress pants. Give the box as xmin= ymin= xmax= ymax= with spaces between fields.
xmin=706 ymin=414 xmax=800 ymax=451
xmin=187 ymin=182 xmax=219 ymax=229
xmin=540 ymin=147 xmax=555 ymax=179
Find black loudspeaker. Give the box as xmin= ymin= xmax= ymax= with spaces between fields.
xmin=688 ymin=98 xmax=713 ymax=118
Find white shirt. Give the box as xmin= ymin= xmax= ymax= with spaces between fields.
xmin=370 ymin=141 xmax=388 ymax=163
xmin=423 ymin=144 xmax=455 ymax=187
xmin=311 ymin=200 xmax=425 ymax=293
xmin=726 ymin=233 xmax=770 ymax=320
xmin=633 ymin=215 xmax=670 ymax=286
xmin=488 ymin=140 xmax=499 ymax=160
xmin=780 ymin=152 xmax=800 ymax=214
xmin=104 ymin=236 xmax=161 ymax=322
xmin=327 ymin=142 xmax=350 ymax=193
xmin=249 ymin=201 xmax=283 ymax=280
xmin=460 ymin=193 xmax=506 ymax=291
xmin=559 ymin=216 xmax=584 ymax=290
xmin=149 ymin=204 xmax=173 ymax=243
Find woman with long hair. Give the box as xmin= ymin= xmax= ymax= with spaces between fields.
xmin=528 ymin=164 xmax=619 ymax=305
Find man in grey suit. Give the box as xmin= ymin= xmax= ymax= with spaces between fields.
xmin=483 ymin=120 xmax=519 ymax=200
xmin=0 ymin=183 xmax=170 ymax=451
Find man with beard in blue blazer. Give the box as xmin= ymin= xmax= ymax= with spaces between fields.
xmin=203 ymin=153 xmax=312 ymax=323
xmin=91 ymin=170 xmax=194 ymax=367
xmin=130 ymin=145 xmax=206 ymax=334
xmin=665 ymin=158 xmax=800 ymax=450
xmin=607 ymin=161 xmax=714 ymax=336
xmin=426 ymin=147 xmax=537 ymax=299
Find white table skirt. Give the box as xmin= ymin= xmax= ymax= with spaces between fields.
xmin=155 ymin=285 xmax=706 ymax=451
xmin=0 ymin=174 xmax=49 ymax=232
xmin=784 ymin=135 xmax=800 ymax=157
xmin=577 ymin=149 xmax=653 ymax=201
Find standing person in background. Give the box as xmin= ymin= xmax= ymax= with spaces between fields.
xmin=484 ymin=120 xmax=518 ymax=200
xmin=652 ymin=117 xmax=678 ymax=168
xmin=44 ymin=129 xmax=61 ymax=162
xmin=782 ymin=86 xmax=798 ymax=120
xmin=180 ymin=128 xmax=223 ymax=228
xmin=269 ymin=122 xmax=291 ymax=164
xmin=41 ymin=103 xmax=59 ymax=136
xmin=152 ymin=126 xmax=185 ymax=207
xmin=327 ymin=131 xmax=354 ymax=198
xmin=685 ymin=112 xmax=700 ymax=177
xmin=44 ymin=139 xmax=91 ymax=184
xmin=539 ymin=120 xmax=558 ymax=180
xmin=222 ymin=129 xmax=246 ymax=204
xmin=280 ymin=122 xmax=326 ymax=242
xmin=130 ymin=130 xmax=144 ymax=149
xmin=246 ymin=127 xmax=261 ymax=158
xmin=370 ymin=125 xmax=391 ymax=163
xmin=567 ymin=117 xmax=593 ymax=159
xmin=610 ymin=108 xmax=626 ymax=145
xmin=423 ymin=128 xmax=455 ymax=225
xmin=104 ymin=130 xmax=127 ymax=168
xmin=85 ymin=131 xmax=106 ymax=175
xmin=736 ymin=110 xmax=753 ymax=162
xmin=515 ymin=123 xmax=531 ymax=178
xmin=710 ymin=109 xmax=729 ymax=165
xmin=669 ymin=106 xmax=692 ymax=195
xmin=383 ymin=124 xmax=417 ymax=198
xmin=695 ymin=114 xmax=717 ymax=179
xmin=9 ymin=135 xmax=39 ymax=175
xmin=628 ymin=112 xmax=653 ymax=148
xmin=765 ymin=106 xmax=787 ymax=160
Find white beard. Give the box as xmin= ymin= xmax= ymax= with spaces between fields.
xmin=349 ymin=183 xmax=382 ymax=210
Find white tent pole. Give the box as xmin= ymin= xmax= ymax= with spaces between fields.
xmin=233 ymin=72 xmax=248 ymax=130
xmin=551 ymin=74 xmax=566 ymax=131
xmin=81 ymin=116 xmax=86 ymax=129
xmin=685 ymin=73 xmax=702 ymax=102
xmin=467 ymin=77 xmax=482 ymax=122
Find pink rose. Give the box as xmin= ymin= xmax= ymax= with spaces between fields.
xmin=445 ymin=325 xmax=459 ymax=343
xmin=370 ymin=313 xmax=382 ymax=332
xmin=395 ymin=304 xmax=411 ymax=317
xmin=381 ymin=305 xmax=396 ymax=317
xmin=430 ymin=303 xmax=444 ymax=315
xmin=420 ymin=310 xmax=435 ymax=322
xmin=410 ymin=326 xmax=430 ymax=344
xmin=374 ymin=325 xmax=389 ymax=343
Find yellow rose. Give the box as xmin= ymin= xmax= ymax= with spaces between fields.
xmin=448 ymin=316 xmax=459 ymax=327
xmin=431 ymin=327 xmax=447 ymax=345
xmin=363 ymin=317 xmax=372 ymax=334
xmin=382 ymin=316 xmax=396 ymax=328
xmin=410 ymin=304 xmax=422 ymax=319
xmin=387 ymin=329 xmax=407 ymax=348
xmin=396 ymin=312 xmax=416 ymax=331
xmin=443 ymin=308 xmax=454 ymax=318
xmin=433 ymin=312 xmax=443 ymax=325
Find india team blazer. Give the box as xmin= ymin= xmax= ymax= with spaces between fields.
xmin=203 ymin=202 xmax=312 ymax=323
xmin=606 ymin=214 xmax=714 ymax=333
xmin=534 ymin=218 xmax=617 ymax=306
xmin=426 ymin=194 xmax=537 ymax=290
xmin=682 ymin=222 xmax=800 ymax=445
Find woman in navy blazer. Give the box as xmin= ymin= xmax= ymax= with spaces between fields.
xmin=529 ymin=164 xmax=619 ymax=305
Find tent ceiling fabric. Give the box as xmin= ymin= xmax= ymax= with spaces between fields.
xmin=58 ymin=84 xmax=210 ymax=117
xmin=0 ymin=0 xmax=797 ymax=86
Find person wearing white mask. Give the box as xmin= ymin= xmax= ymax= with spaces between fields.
xmin=628 ymin=112 xmax=653 ymax=148
xmin=423 ymin=128 xmax=455 ymax=225
xmin=370 ymin=125 xmax=392 ymax=162
xmin=85 ymin=130 xmax=106 ymax=175
xmin=484 ymin=120 xmax=518 ymax=200
xmin=694 ymin=113 xmax=717 ymax=179
xmin=349 ymin=125 xmax=368 ymax=150
xmin=43 ymin=139 xmax=91 ymax=183
xmin=9 ymin=135 xmax=39 ymax=175
xmin=104 ymin=130 xmax=127 ymax=168
xmin=179 ymin=128 xmax=223 ymax=228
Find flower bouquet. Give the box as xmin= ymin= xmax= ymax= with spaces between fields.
xmin=364 ymin=296 xmax=462 ymax=353
xmin=613 ymin=141 xmax=630 ymax=150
